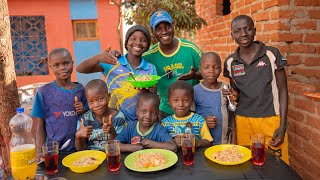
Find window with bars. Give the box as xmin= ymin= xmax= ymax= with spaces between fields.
xmin=10 ymin=16 xmax=49 ymax=76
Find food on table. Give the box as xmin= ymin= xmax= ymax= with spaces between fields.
xmin=211 ymin=145 xmax=245 ymax=162
xmin=72 ymin=157 xmax=97 ymax=166
xmin=135 ymin=75 xmax=153 ymax=81
xmin=135 ymin=152 xmax=167 ymax=168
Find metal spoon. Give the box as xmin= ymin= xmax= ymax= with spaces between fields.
xmin=59 ymin=139 xmax=71 ymax=150
xmin=223 ymin=84 xmax=237 ymax=112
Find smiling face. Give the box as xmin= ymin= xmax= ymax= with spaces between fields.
xmin=49 ymin=53 xmax=73 ymax=80
xmin=136 ymin=97 xmax=159 ymax=129
xmin=127 ymin=31 xmax=149 ymax=57
xmin=168 ymin=89 xmax=193 ymax=118
xmin=86 ymin=88 xmax=109 ymax=116
xmin=153 ymin=22 xmax=174 ymax=46
xmin=231 ymin=18 xmax=256 ymax=48
xmin=200 ymin=55 xmax=222 ymax=85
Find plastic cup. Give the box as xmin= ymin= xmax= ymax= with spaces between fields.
xmin=42 ymin=141 xmax=59 ymax=174
xmin=105 ymin=140 xmax=120 ymax=171
xmin=181 ymin=134 xmax=196 ymax=165
xmin=251 ymin=134 xmax=266 ymax=165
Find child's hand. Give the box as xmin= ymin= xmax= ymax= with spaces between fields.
xmin=174 ymin=135 xmax=182 ymax=147
xmin=131 ymin=144 xmax=144 ymax=152
xmin=269 ymin=127 xmax=286 ymax=147
xmin=76 ymin=119 xmax=93 ymax=139
xmin=222 ymin=87 xmax=238 ymax=102
xmin=205 ymin=116 xmax=217 ymax=128
xmin=74 ymin=96 xmax=85 ymax=114
xmin=178 ymin=67 xmax=196 ymax=80
xmin=140 ymin=138 xmax=151 ymax=149
xmin=102 ymin=115 xmax=115 ymax=134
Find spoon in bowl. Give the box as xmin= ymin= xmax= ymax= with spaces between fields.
xmin=128 ymin=72 xmax=136 ymax=81
xmin=223 ymin=84 xmax=236 ymax=112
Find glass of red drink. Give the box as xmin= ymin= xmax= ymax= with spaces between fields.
xmin=251 ymin=134 xmax=266 ymax=165
xmin=105 ymin=140 xmax=120 ymax=171
xmin=181 ymin=134 xmax=195 ymax=165
xmin=42 ymin=141 xmax=59 ymax=174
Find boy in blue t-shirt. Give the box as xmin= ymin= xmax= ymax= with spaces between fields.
xmin=162 ymin=80 xmax=213 ymax=148
xmin=194 ymin=52 xmax=236 ymax=145
xmin=75 ymin=79 xmax=126 ymax=151
xmin=115 ymin=92 xmax=177 ymax=152
xmin=31 ymin=48 xmax=87 ymax=153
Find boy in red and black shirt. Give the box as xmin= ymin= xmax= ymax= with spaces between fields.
xmin=223 ymin=15 xmax=289 ymax=164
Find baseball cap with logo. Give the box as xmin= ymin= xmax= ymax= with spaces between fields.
xmin=150 ymin=11 xmax=173 ymax=30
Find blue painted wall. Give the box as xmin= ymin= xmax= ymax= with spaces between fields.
xmin=70 ymin=0 xmax=98 ymax=19
xmin=73 ymin=41 xmax=102 ymax=86
xmin=70 ymin=0 xmax=101 ymax=86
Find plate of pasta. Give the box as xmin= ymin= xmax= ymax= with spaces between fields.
xmin=124 ymin=149 xmax=178 ymax=172
xmin=205 ymin=144 xmax=251 ymax=165
xmin=62 ymin=150 xmax=106 ymax=173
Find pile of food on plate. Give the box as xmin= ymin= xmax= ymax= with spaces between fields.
xmin=72 ymin=157 xmax=97 ymax=167
xmin=211 ymin=145 xmax=245 ymax=162
xmin=135 ymin=75 xmax=153 ymax=81
xmin=135 ymin=152 xmax=167 ymax=168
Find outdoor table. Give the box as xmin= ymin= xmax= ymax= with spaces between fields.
xmin=17 ymin=147 xmax=300 ymax=180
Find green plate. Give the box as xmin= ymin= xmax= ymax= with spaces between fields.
xmin=127 ymin=75 xmax=160 ymax=88
xmin=124 ymin=149 xmax=178 ymax=172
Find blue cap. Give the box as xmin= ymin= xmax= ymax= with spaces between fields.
xmin=150 ymin=11 xmax=173 ymax=30
xmin=16 ymin=107 xmax=24 ymax=113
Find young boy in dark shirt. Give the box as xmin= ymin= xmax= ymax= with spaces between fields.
xmin=223 ymin=15 xmax=289 ymax=163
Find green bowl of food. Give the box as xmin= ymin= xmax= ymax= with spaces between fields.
xmin=127 ymin=75 xmax=161 ymax=89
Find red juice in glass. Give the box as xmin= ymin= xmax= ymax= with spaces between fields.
xmin=251 ymin=142 xmax=266 ymax=165
xmin=44 ymin=153 xmax=58 ymax=174
xmin=107 ymin=152 xmax=120 ymax=171
xmin=182 ymin=146 xmax=195 ymax=165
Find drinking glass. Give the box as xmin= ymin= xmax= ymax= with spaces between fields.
xmin=181 ymin=134 xmax=195 ymax=165
xmin=42 ymin=141 xmax=59 ymax=174
xmin=251 ymin=134 xmax=266 ymax=165
xmin=105 ymin=140 xmax=120 ymax=171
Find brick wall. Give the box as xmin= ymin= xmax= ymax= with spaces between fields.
xmin=195 ymin=0 xmax=320 ymax=179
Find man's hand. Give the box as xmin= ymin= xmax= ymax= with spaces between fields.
xmin=205 ymin=116 xmax=217 ymax=128
xmin=269 ymin=127 xmax=286 ymax=147
xmin=74 ymin=96 xmax=85 ymax=114
xmin=76 ymin=119 xmax=93 ymax=139
xmin=178 ymin=67 xmax=196 ymax=80
xmin=102 ymin=115 xmax=115 ymax=134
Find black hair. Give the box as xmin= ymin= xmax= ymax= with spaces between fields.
xmin=85 ymin=79 xmax=108 ymax=94
xmin=168 ymin=80 xmax=194 ymax=98
xmin=137 ymin=92 xmax=160 ymax=107
xmin=231 ymin=15 xmax=255 ymax=28
xmin=200 ymin=52 xmax=221 ymax=66
xmin=48 ymin=48 xmax=72 ymax=60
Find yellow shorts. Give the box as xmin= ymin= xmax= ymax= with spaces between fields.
xmin=236 ymin=115 xmax=289 ymax=164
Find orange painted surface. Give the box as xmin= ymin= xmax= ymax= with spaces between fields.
xmin=97 ymin=0 xmax=122 ymax=52
xmin=8 ymin=0 xmax=120 ymax=88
